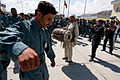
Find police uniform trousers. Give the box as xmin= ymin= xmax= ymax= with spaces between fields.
xmin=91 ymin=39 xmax=101 ymax=59
xmin=0 ymin=60 xmax=10 ymax=80
xmin=103 ymin=36 xmax=113 ymax=53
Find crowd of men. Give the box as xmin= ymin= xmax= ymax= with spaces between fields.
xmin=50 ymin=15 xmax=120 ymax=61
xmin=0 ymin=1 xmax=120 ymax=80
xmin=50 ymin=16 xmax=120 ymax=42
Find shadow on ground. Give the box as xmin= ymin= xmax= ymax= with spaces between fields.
xmin=116 ymin=40 xmax=120 ymax=44
xmin=62 ymin=62 xmax=98 ymax=80
xmin=77 ymin=41 xmax=88 ymax=47
xmin=99 ymin=43 xmax=120 ymax=50
xmin=101 ymin=50 xmax=120 ymax=59
xmin=114 ymin=46 xmax=120 ymax=50
xmin=78 ymin=37 xmax=83 ymax=40
xmin=94 ymin=57 xmax=120 ymax=73
xmin=112 ymin=53 xmax=120 ymax=59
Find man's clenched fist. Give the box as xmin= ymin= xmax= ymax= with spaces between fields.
xmin=17 ymin=48 xmax=40 ymax=72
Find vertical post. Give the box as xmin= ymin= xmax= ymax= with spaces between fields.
xmin=63 ymin=0 xmax=65 ymax=16
xmin=22 ymin=3 xmax=23 ymax=12
xmin=59 ymin=0 xmax=61 ymax=13
xmin=67 ymin=0 xmax=70 ymax=17
xmin=83 ymin=0 xmax=87 ymax=18
xmin=17 ymin=2 xmax=23 ymax=13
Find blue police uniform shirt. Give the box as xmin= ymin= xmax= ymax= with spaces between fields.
xmin=0 ymin=22 xmax=4 ymax=30
xmin=0 ymin=15 xmax=9 ymax=29
xmin=7 ymin=14 xmax=22 ymax=25
xmin=0 ymin=18 xmax=55 ymax=62
xmin=58 ymin=19 xmax=65 ymax=27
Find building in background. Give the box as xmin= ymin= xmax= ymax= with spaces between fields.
xmin=79 ymin=14 xmax=97 ymax=20
xmin=111 ymin=0 xmax=120 ymax=20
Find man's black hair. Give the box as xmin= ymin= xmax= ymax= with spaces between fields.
xmin=11 ymin=8 xmax=16 ymax=12
xmin=98 ymin=20 xmax=103 ymax=23
xmin=30 ymin=14 xmax=34 ymax=17
xmin=20 ymin=12 xmax=24 ymax=15
xmin=35 ymin=1 xmax=58 ymax=16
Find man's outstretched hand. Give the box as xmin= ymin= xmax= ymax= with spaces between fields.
xmin=17 ymin=48 xmax=40 ymax=72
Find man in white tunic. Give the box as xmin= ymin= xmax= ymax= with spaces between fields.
xmin=63 ymin=15 xmax=79 ymax=62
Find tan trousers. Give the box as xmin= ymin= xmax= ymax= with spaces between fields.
xmin=64 ymin=43 xmax=73 ymax=61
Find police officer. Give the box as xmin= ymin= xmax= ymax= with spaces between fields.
xmin=8 ymin=8 xmax=22 ymax=25
xmin=7 ymin=8 xmax=22 ymax=74
xmin=0 ymin=1 xmax=57 ymax=80
xmin=0 ymin=10 xmax=5 ymax=30
xmin=89 ymin=20 xmax=104 ymax=61
xmin=58 ymin=17 xmax=65 ymax=27
xmin=0 ymin=10 xmax=9 ymax=29
xmin=114 ymin=17 xmax=120 ymax=42
xmin=0 ymin=10 xmax=10 ymax=80
xmin=20 ymin=13 xmax=26 ymax=21
xmin=88 ymin=20 xmax=96 ymax=42
xmin=101 ymin=20 xmax=116 ymax=54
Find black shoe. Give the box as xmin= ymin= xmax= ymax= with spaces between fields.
xmin=101 ymin=49 xmax=105 ymax=51
xmin=65 ymin=60 xmax=73 ymax=63
xmin=89 ymin=58 xmax=94 ymax=62
xmin=83 ymin=36 xmax=86 ymax=38
xmin=109 ymin=52 xmax=113 ymax=55
xmin=62 ymin=57 xmax=68 ymax=60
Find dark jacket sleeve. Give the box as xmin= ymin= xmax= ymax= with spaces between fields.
xmin=0 ymin=22 xmax=29 ymax=60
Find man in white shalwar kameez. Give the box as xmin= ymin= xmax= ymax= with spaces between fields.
xmin=63 ymin=15 xmax=79 ymax=62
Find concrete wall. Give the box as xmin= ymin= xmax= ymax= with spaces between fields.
xmin=111 ymin=3 xmax=120 ymax=20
